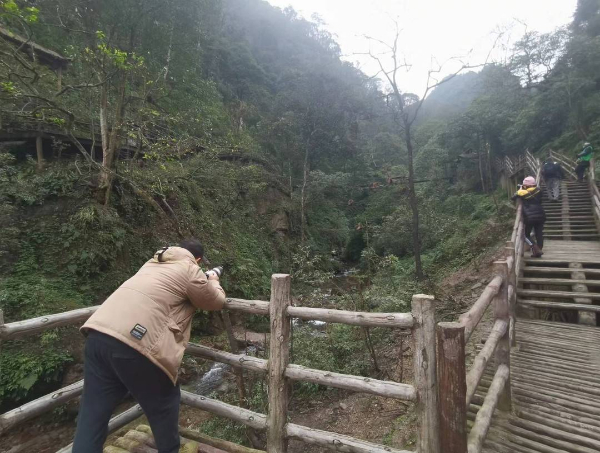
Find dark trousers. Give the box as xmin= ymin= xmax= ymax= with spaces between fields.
xmin=72 ymin=331 xmax=180 ymax=453
xmin=525 ymin=222 xmax=544 ymax=249
xmin=576 ymin=161 xmax=590 ymax=181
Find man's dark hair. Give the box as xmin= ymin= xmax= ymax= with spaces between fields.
xmin=179 ymin=238 xmax=204 ymax=259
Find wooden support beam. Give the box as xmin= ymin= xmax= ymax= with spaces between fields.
xmin=267 ymin=274 xmax=291 ymax=453
xmin=412 ymin=294 xmax=440 ymax=453
xmin=437 ymin=322 xmax=467 ymax=453
xmin=570 ymin=263 xmax=597 ymax=326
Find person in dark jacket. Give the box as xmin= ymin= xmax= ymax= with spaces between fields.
xmin=541 ymin=159 xmax=564 ymax=201
xmin=513 ymin=176 xmax=546 ymax=258
xmin=576 ymin=142 xmax=594 ymax=181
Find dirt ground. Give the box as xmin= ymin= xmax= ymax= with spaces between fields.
xmin=0 ymin=244 xmax=506 ymax=453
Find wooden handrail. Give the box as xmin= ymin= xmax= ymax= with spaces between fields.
xmin=457 ymin=276 xmax=503 ymax=342
xmin=2 ymin=275 xmax=424 ymax=453
xmin=1 ymin=299 xmax=414 ymax=342
xmin=465 ymin=319 xmax=507 ymax=407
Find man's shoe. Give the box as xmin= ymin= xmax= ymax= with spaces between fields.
xmin=532 ymin=245 xmax=543 ymax=258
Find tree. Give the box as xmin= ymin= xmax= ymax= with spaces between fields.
xmin=364 ymin=26 xmax=479 ymax=279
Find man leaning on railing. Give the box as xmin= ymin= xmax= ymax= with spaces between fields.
xmin=72 ymin=239 xmax=226 ymax=453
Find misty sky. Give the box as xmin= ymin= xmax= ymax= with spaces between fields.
xmin=266 ymin=0 xmax=577 ymax=94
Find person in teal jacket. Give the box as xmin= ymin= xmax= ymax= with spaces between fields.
xmin=576 ymin=142 xmax=594 ymax=181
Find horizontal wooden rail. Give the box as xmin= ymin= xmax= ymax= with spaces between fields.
xmin=287 ymin=306 xmax=414 ymax=328
xmin=467 ymin=364 xmax=510 ymax=453
xmin=2 ymin=300 xmax=413 ymax=343
xmin=225 ymin=298 xmax=269 ymax=315
xmin=0 ymin=380 xmax=84 ymax=435
xmin=181 ymin=392 xmax=410 ymax=453
xmin=181 ymin=391 xmax=267 ymax=431
xmin=285 ymin=365 xmax=416 ymax=401
xmin=465 ymin=320 xmax=507 ymax=407
xmin=458 ymin=276 xmax=503 ymax=342
xmin=186 ymin=343 xmax=417 ymax=401
xmin=186 ymin=343 xmax=268 ymax=373
xmin=0 ymin=307 xmax=99 ymax=340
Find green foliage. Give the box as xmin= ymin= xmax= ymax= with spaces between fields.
xmin=0 ymin=345 xmax=72 ymax=405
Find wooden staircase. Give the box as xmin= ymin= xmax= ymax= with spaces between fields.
xmin=518 ymin=180 xmax=600 ymax=325
xmin=542 ymin=181 xmax=600 ymax=240
xmin=475 ymin=163 xmax=600 ymax=452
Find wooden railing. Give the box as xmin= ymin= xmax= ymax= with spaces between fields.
xmin=434 ymin=202 xmax=523 ymax=453
xmin=0 ymin=275 xmax=441 ymax=453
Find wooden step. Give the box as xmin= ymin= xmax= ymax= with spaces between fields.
xmin=518 ymin=299 xmax=600 ymax=312
xmin=524 ymin=258 xmax=600 ymax=265
xmin=524 ymin=267 xmax=600 ymax=276
xmin=544 ymin=230 xmax=599 ymax=234
xmin=517 ymin=289 xmax=600 ymax=299
xmin=521 ymin=278 xmax=600 ymax=286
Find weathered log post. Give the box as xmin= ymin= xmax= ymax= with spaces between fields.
xmin=492 ymin=261 xmax=511 ymax=411
xmin=267 ymin=274 xmax=292 ymax=453
xmin=505 ymin=242 xmax=517 ymax=347
xmin=436 ymin=322 xmax=467 ymax=453
xmin=412 ymin=294 xmax=440 ymax=453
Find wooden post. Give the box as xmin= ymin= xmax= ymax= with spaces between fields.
xmin=492 ymin=261 xmax=511 ymax=412
xmin=267 ymin=274 xmax=292 ymax=453
xmin=35 ymin=135 xmax=44 ymax=171
xmin=505 ymin=242 xmax=517 ymax=347
xmin=412 ymin=294 xmax=440 ymax=453
xmin=436 ymin=322 xmax=467 ymax=453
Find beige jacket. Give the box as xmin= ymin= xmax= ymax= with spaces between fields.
xmin=82 ymin=247 xmax=226 ymax=384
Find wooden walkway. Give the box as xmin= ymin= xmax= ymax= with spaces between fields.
xmin=475 ymin=320 xmax=600 ymax=453
xmin=472 ymin=180 xmax=600 ymax=453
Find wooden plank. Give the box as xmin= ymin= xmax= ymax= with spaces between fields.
xmin=267 ymin=274 xmax=291 ymax=453
xmin=437 ymin=322 xmax=467 ymax=453
xmin=518 ymin=300 xmax=600 ymax=313
xmin=520 ymin=278 xmax=600 ymax=285
xmin=517 ymin=289 xmax=600 ymax=299
xmin=412 ymin=294 xmax=440 ymax=453
xmin=524 ymin=267 xmax=600 ymax=275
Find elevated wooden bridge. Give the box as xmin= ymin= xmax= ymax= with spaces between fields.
xmin=1 ymin=149 xmax=600 ymax=453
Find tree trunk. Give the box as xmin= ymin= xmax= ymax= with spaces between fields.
xmin=99 ymin=76 xmax=127 ymax=205
xmin=300 ymin=142 xmax=309 ymax=243
xmin=478 ymin=149 xmax=487 ymax=193
xmin=404 ymin=120 xmax=424 ymax=280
